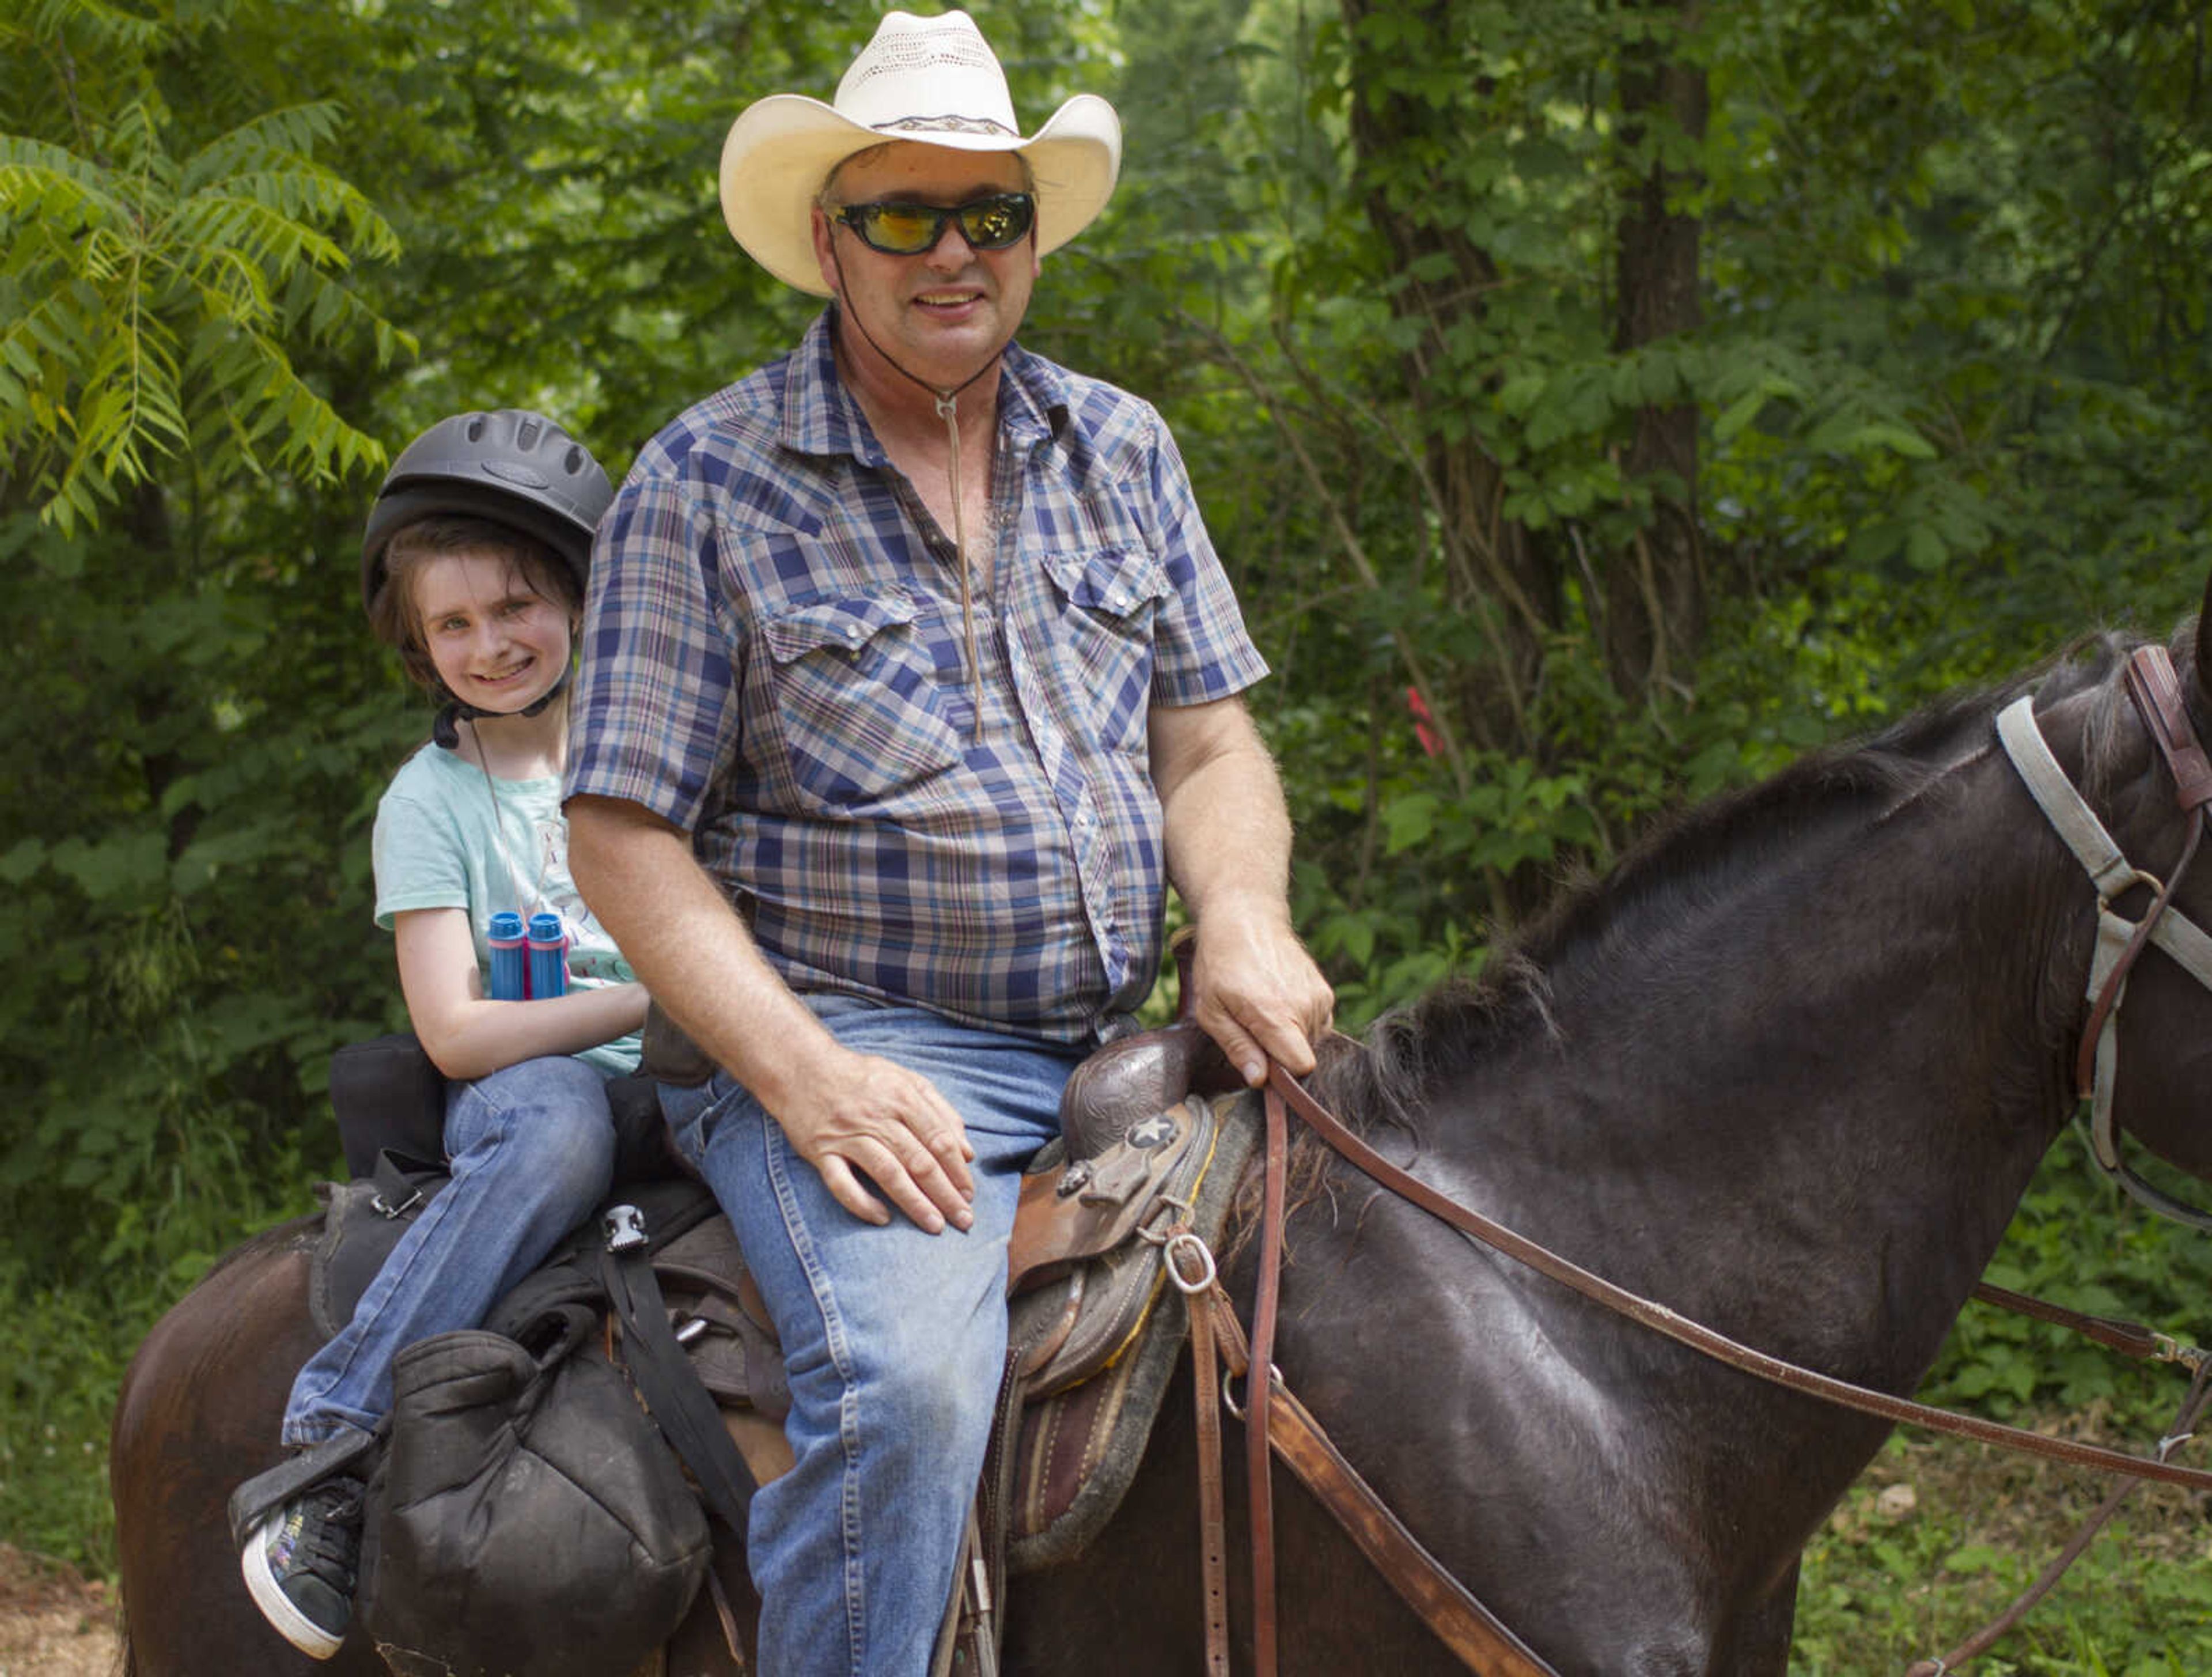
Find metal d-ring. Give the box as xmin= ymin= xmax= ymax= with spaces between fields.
xmin=1162 ymin=1229 xmax=1217 ymax=1294
xmin=2097 ymin=865 xmax=2165 ymax=913
xmin=1222 ymin=1361 xmax=1282 ymax=1421
xmin=2153 ymin=1331 xmax=2209 ymax=1375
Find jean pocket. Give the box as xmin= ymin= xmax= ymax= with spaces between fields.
xmin=1039 ymin=549 xmax=1171 ymax=755
xmin=762 ymin=589 xmax=965 ymax=804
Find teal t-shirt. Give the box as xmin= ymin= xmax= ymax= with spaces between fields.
xmin=372 ymin=743 xmax=641 ymax=1077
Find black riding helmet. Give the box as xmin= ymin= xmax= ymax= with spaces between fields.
xmin=360 ymin=408 xmax=613 ymax=618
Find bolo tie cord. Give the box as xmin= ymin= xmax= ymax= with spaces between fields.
xmin=825 ymin=262 xmax=1016 ymax=740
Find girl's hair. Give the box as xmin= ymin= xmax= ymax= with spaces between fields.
xmin=366 ymin=514 xmax=581 ymax=696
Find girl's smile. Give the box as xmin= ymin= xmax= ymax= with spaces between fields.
xmin=412 ymin=550 xmax=574 ymax=717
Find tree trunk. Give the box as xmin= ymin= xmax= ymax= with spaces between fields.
xmin=1338 ymin=0 xmax=1560 ymax=762
xmin=1607 ymin=2 xmax=1708 ymax=702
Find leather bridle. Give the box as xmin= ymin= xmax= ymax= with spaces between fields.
xmin=1168 ymin=643 xmax=2212 ymax=1676
xmin=1998 ymin=643 xmax=2212 ymax=1227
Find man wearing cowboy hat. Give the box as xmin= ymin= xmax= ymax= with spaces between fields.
xmin=566 ymin=12 xmax=1331 ymax=1672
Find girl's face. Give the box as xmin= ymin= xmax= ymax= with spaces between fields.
xmin=411 ymin=549 xmax=575 ymax=716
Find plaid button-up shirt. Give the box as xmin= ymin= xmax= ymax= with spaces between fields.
xmin=565 ymin=313 xmax=1268 ymax=1044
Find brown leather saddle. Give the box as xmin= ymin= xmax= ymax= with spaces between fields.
xmin=643 ymin=1014 xmax=1255 ymax=1573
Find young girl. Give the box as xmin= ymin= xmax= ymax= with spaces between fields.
xmin=240 ymin=410 xmax=649 ymax=1660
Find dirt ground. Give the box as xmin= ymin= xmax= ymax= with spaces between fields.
xmin=0 ymin=1546 xmax=117 ymax=1677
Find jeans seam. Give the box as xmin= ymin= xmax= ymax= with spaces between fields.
xmin=762 ymin=1117 xmax=868 ymax=1672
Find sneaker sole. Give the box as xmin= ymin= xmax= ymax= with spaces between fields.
xmin=240 ymin=1533 xmax=344 ymax=1660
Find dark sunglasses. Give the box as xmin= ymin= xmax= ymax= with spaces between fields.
xmin=831 ymin=192 xmax=1037 ymax=256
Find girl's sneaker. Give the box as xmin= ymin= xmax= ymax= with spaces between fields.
xmin=240 ymin=1477 xmax=363 ymax=1659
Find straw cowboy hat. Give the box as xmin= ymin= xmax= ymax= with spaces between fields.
xmin=718 ymin=9 xmax=1123 ymax=296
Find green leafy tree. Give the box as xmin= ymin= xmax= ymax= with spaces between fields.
xmin=0 ymin=0 xmax=406 ymax=532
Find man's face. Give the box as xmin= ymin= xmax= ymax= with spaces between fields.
xmin=812 ymin=142 xmax=1039 ymax=394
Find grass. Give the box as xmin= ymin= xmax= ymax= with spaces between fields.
xmin=0 ymin=1278 xmax=138 ymax=1574
xmin=1795 ymin=1424 xmax=2212 ymax=1673
xmin=0 ymin=1177 xmax=312 ymax=1577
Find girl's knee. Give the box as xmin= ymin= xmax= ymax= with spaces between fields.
xmin=533 ymin=1099 xmax=619 ymax=1203
xmin=451 ymin=1058 xmax=619 ymax=1203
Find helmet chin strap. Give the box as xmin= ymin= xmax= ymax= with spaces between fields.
xmin=433 ymin=663 xmax=572 ymax=751
xmin=828 ymin=249 xmax=1020 ymax=732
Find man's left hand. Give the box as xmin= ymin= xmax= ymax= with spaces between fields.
xmin=1187 ymin=907 xmax=1334 ymax=1086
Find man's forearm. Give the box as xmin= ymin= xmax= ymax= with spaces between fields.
xmin=566 ymin=793 xmax=981 ymax=1229
xmin=1149 ymin=698 xmax=1333 ymax=1079
xmin=565 ymin=796 xmax=839 ymax=1114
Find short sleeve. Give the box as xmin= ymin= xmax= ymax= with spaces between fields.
xmin=372 ymin=785 xmax=469 ymax=930
xmin=1141 ymin=414 xmax=1269 ymax=707
xmin=565 ymin=472 xmax=744 ymax=835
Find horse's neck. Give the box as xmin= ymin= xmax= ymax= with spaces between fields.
xmin=1439 ymin=739 xmax=2085 ymax=1388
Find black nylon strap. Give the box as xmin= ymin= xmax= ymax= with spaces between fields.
xmin=601 ymin=1244 xmax=760 ymax=1535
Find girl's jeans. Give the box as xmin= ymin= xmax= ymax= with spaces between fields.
xmin=658 ymin=999 xmax=1078 ymax=1677
xmin=282 ymin=1054 xmax=619 ymax=1445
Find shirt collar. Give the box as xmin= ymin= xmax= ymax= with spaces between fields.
xmin=780 ymin=308 xmax=1071 ymax=464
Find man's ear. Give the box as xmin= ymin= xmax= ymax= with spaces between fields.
xmin=810 ymin=206 xmax=843 ymax=300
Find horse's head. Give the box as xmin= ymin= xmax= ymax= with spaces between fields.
xmin=2057 ymin=569 xmax=2212 ymax=1193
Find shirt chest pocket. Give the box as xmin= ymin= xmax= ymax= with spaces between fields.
xmin=761 ymin=592 xmax=965 ymax=805
xmin=1039 ymin=550 xmax=1172 ymax=755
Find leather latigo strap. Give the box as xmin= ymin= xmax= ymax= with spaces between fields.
xmin=1168 ymin=1233 xmax=1233 ymax=1677
xmin=1219 ymin=1080 xmax=1560 ymax=1677
xmin=1195 ymin=1280 xmax=1559 ymax=1677
xmin=1245 ymin=1083 xmax=1288 ymax=1677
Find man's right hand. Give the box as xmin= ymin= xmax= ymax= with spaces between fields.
xmin=567 ymin=798 xmax=979 ymax=1236
xmin=772 ymin=1045 xmax=978 ymax=1232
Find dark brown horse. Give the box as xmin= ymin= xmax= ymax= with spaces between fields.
xmin=112 ymin=585 xmax=2212 ymax=1676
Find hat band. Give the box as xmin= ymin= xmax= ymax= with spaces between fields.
xmin=871 ymin=113 xmax=1020 ymax=138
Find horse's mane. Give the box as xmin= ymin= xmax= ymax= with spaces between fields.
xmin=1308 ymin=629 xmax=2158 ymax=1132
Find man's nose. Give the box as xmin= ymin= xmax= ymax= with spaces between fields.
xmin=922 ymin=220 xmax=979 ymax=267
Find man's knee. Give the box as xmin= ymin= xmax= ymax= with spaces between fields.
xmin=851 ymin=1305 xmax=1005 ymax=1443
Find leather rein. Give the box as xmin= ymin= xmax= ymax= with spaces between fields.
xmin=1167 ymin=645 xmax=2212 ymax=1677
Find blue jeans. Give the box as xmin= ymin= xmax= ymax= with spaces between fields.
xmin=660 ymin=1000 xmax=1077 ymax=1677
xmin=282 ymin=1054 xmax=619 ymax=1445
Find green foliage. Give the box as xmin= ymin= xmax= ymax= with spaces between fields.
xmin=0 ymin=2 xmax=408 ymax=532
xmin=0 ymin=1273 xmax=131 ymax=1573
xmin=1 ymin=10 xmax=2210 ymax=1668
xmin=1795 ymin=1462 xmax=2212 ymax=1675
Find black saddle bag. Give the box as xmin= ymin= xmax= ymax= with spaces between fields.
xmin=356 ymin=1301 xmax=710 ymax=1677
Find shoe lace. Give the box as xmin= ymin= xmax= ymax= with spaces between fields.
xmin=286 ymin=1478 xmax=366 ymax=1592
